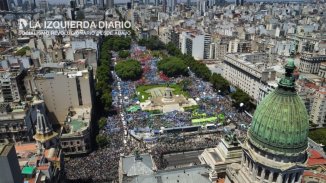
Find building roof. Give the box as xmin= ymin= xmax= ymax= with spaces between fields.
xmin=0 ymin=143 xmax=12 ymax=156
xmin=248 ymin=59 xmax=309 ymax=156
xmin=307 ymin=149 xmax=326 ymax=166
xmin=303 ymin=171 xmax=326 ymax=181
xmin=128 ymin=165 xmax=211 ymax=183
xmin=70 ymin=119 xmax=87 ymax=132
xmin=122 ymin=154 xmax=154 ymax=176
xmin=15 ymin=143 xmax=37 ymax=153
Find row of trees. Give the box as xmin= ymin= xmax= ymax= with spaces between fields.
xmin=106 ymin=36 xmax=131 ymax=51
xmin=96 ymin=37 xmax=114 ymax=114
xmin=138 ymin=36 xmax=166 ymax=50
xmin=210 ymin=73 xmax=229 ymax=94
xmin=95 ymin=36 xmax=133 ymax=148
xmin=230 ymin=89 xmax=251 ymax=108
xmin=157 ymin=57 xmax=188 ymax=77
xmin=115 ymin=59 xmax=143 ymax=81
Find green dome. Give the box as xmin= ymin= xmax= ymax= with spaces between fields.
xmin=248 ymin=59 xmax=309 ymax=155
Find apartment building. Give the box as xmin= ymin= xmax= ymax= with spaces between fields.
xmin=222 ymin=53 xmax=276 ymax=103
xmin=299 ymin=55 xmax=326 ymax=74
xmin=0 ymin=63 xmax=26 ymax=103
xmin=310 ymin=87 xmax=326 ymax=127
xmin=228 ymin=39 xmax=251 ymax=53
xmin=318 ymin=62 xmax=326 ymax=78
xmin=180 ymin=32 xmax=211 ymax=60
xmin=24 ymin=64 xmax=94 ymax=125
xmin=0 ymin=99 xmax=45 ymax=143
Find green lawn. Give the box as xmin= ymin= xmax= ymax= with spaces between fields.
xmin=309 ymin=128 xmax=326 ymax=151
xmin=136 ymin=84 xmax=190 ymax=102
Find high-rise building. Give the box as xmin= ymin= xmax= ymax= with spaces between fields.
xmin=180 ymin=32 xmax=211 ymax=60
xmin=39 ymin=0 xmax=48 ymax=11
xmin=225 ymin=59 xmax=309 ymax=183
xmin=0 ymin=143 xmax=23 ymax=183
xmin=106 ymin=0 xmax=114 ymax=9
xmin=24 ymin=66 xmax=94 ymax=125
xmin=127 ymin=2 xmax=132 ymax=9
xmin=17 ymin=0 xmax=22 ymax=6
xmin=162 ymin=0 xmax=167 ymax=12
xmin=0 ymin=0 xmax=9 ymax=11
xmin=197 ymin=0 xmax=207 ymax=16
xmin=187 ymin=0 xmax=191 ymax=6
xmin=76 ymin=0 xmax=85 ymax=7
xmin=99 ymin=0 xmax=104 ymax=7
xmin=310 ymin=87 xmax=326 ymax=127
xmin=235 ymin=0 xmax=244 ymax=6
xmin=28 ymin=0 xmax=36 ymax=10
xmin=70 ymin=0 xmax=76 ymax=20
xmin=167 ymin=0 xmax=176 ymax=12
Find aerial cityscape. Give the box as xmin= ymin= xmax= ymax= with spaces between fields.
xmin=0 ymin=0 xmax=325 ymax=183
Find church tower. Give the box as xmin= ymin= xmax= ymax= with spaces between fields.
xmin=33 ymin=110 xmax=59 ymax=154
xmin=225 ymin=59 xmax=309 ymax=183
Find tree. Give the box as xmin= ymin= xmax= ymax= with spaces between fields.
xmin=157 ymin=57 xmax=188 ymax=77
xmin=230 ymin=89 xmax=251 ymax=108
xmin=98 ymin=117 xmax=107 ymax=129
xmin=96 ymin=134 xmax=108 ymax=148
xmin=115 ymin=59 xmax=142 ymax=81
xmin=106 ymin=36 xmax=131 ymax=51
xmin=309 ymin=128 xmax=326 ymax=152
xmin=101 ymin=89 xmax=112 ymax=112
xmin=138 ymin=36 xmax=165 ymax=50
xmin=175 ymin=53 xmax=212 ymax=81
xmin=210 ymin=73 xmax=229 ymax=94
xmin=118 ymin=50 xmax=130 ymax=59
xmin=166 ymin=42 xmax=182 ymax=56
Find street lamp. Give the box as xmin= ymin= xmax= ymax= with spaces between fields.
xmin=239 ymin=103 xmax=244 ymax=112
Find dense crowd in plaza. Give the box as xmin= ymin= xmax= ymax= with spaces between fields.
xmin=65 ymin=147 xmax=121 ymax=181
xmin=152 ymin=134 xmax=221 ymax=169
xmin=65 ymin=45 xmax=253 ymax=182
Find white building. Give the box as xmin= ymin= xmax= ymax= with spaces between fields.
xmin=180 ymin=32 xmax=211 ymax=60
xmin=222 ymin=53 xmax=276 ymax=103
xmin=310 ymin=87 xmax=326 ymax=127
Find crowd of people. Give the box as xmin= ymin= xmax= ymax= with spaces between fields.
xmin=152 ymin=134 xmax=221 ymax=169
xmin=65 ymin=147 xmax=122 ymax=182
xmin=65 ymin=44 xmax=254 ymax=182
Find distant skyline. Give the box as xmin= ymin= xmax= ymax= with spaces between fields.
xmin=13 ymin=0 xmax=305 ymax=5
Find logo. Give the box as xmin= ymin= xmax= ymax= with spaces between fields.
xmin=18 ymin=19 xmax=28 ymax=30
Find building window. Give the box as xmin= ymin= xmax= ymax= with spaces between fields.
xmin=257 ymin=166 xmax=262 ymax=177
xmin=264 ymin=169 xmax=270 ymax=180
xmin=273 ymin=172 xmax=278 ymax=182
